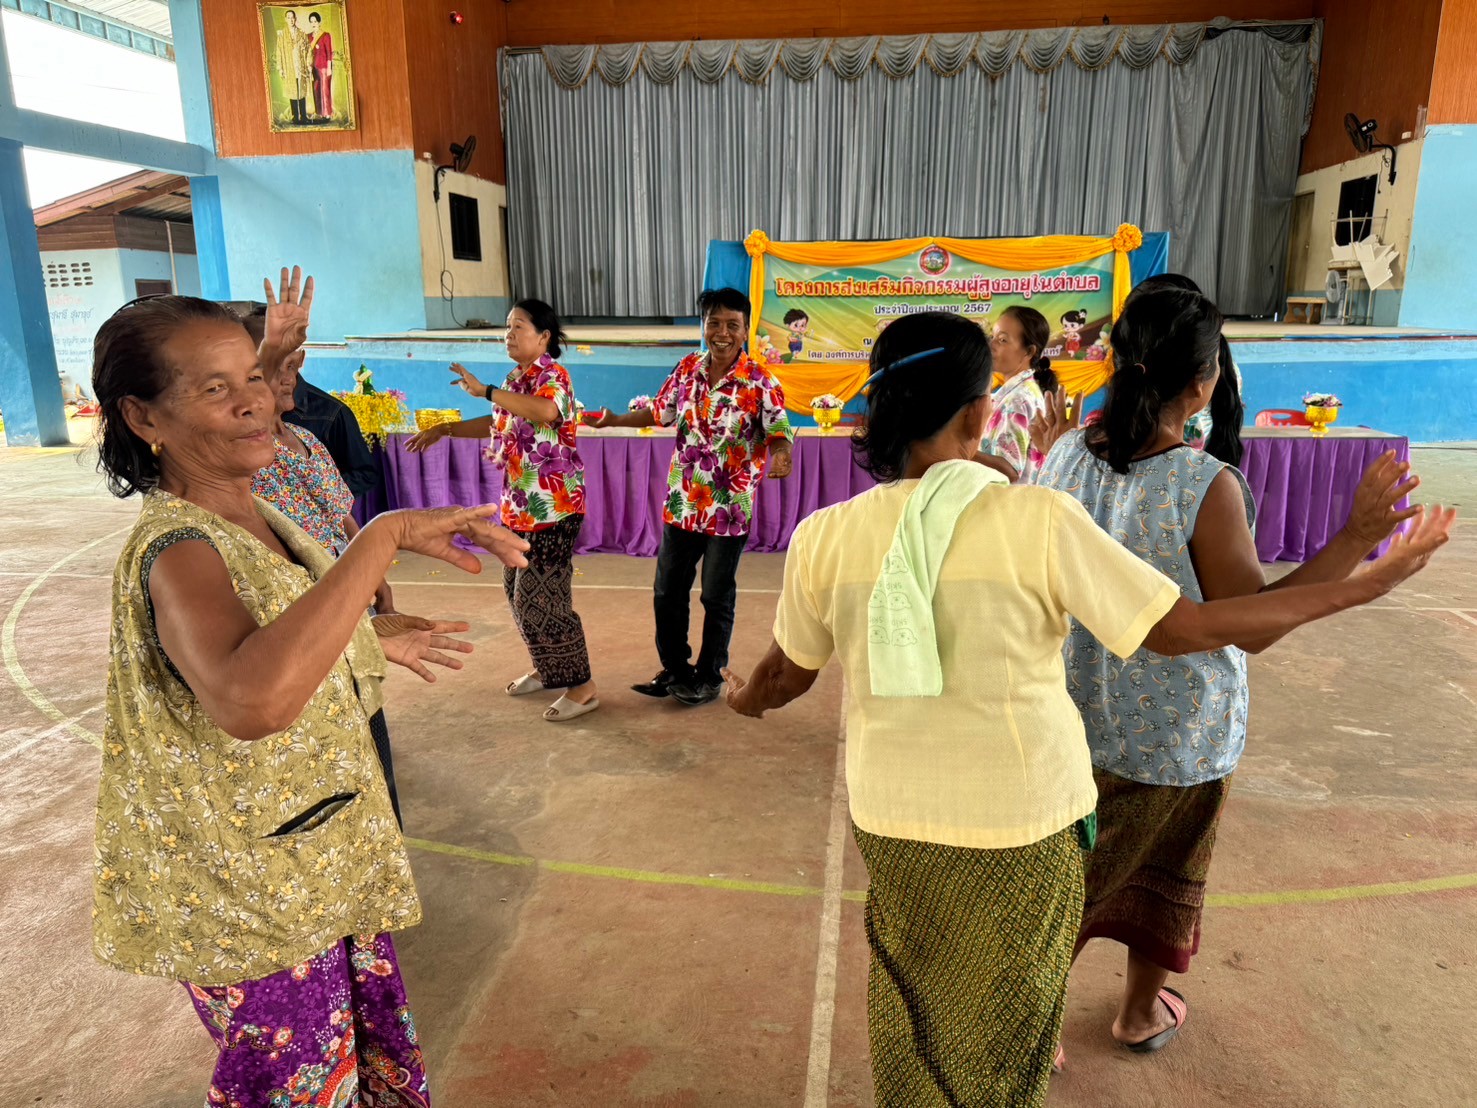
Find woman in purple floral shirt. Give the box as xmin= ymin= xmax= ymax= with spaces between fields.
xmin=407 ymin=299 xmax=598 ymax=723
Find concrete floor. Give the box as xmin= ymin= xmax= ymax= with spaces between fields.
xmin=1 ymin=434 xmax=1474 ymax=1107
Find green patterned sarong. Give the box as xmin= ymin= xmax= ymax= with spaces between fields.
xmin=854 ymin=824 xmax=1083 ymax=1108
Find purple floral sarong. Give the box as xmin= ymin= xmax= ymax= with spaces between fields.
xmin=183 ymin=932 xmax=429 ymax=1107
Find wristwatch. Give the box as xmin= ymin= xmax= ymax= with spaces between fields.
xmin=484 ymin=383 xmax=495 ymax=401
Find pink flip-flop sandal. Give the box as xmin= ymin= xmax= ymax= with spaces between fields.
xmin=1124 ymin=987 xmax=1188 ymax=1053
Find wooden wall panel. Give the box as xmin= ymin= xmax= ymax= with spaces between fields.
xmin=403 ymin=0 xmax=508 ymax=183
xmin=1428 ymin=0 xmax=1477 ymax=125
xmin=503 ymin=1 xmax=1314 ymax=47
xmin=202 ymin=0 xmax=413 ymax=158
xmin=1300 ymin=0 xmax=1442 ymax=173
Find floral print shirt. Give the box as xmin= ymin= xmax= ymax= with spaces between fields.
xmin=487 ymin=354 xmax=586 ymax=532
xmin=1036 ymin=431 xmax=1258 ymax=786
xmin=252 ymin=426 xmax=354 ymax=553
xmin=653 ymin=351 xmax=793 ymax=536
xmin=982 ymin=372 xmax=1047 ymax=483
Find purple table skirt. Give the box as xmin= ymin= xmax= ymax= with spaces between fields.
xmin=1240 ymin=433 xmax=1409 ymax=562
xmin=368 ymin=430 xmax=1409 ymax=564
xmin=379 ymin=432 xmax=876 ymax=556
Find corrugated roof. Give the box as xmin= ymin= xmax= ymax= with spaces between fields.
xmin=60 ymin=0 xmax=171 ymax=41
xmin=34 ymin=169 xmax=190 ymax=226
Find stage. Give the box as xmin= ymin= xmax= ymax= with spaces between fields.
xmin=303 ymin=318 xmax=1477 ymax=444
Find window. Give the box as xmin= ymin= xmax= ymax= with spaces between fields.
xmin=44 ymin=260 xmax=93 ymax=288
xmin=1335 ymin=175 xmax=1377 ymax=246
xmin=448 ymin=192 xmax=482 ymax=262
xmin=135 ymin=279 xmax=172 ymax=297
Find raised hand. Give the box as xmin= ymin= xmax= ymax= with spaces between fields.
xmin=1030 ymin=387 xmax=1083 ymax=461
xmin=1363 ymin=505 xmax=1456 ymax=594
xmin=389 ymin=505 xmax=530 ymax=573
xmin=404 ymin=422 xmax=452 ymax=453
xmin=372 ymin=612 xmax=474 ymax=683
xmin=262 ymin=265 xmax=315 ymax=357
xmin=449 ymin=362 xmax=489 ymax=399
xmin=1343 ymin=451 xmax=1422 ymax=547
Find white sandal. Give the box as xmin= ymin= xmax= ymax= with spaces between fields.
xmin=507 ymin=673 xmax=562 ymax=697
xmin=544 ymin=695 xmax=600 ymax=723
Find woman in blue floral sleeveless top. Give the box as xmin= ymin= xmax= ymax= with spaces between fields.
xmin=1036 ymin=285 xmax=1425 ymax=1060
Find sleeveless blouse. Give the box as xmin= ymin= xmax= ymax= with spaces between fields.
xmin=93 ymin=491 xmax=420 ymax=986
xmin=1036 ymin=431 xmax=1256 ymax=786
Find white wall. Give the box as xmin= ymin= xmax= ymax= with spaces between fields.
xmin=41 ymin=248 xmax=126 ymax=385
xmin=414 ymin=159 xmax=509 ymax=327
xmin=1288 ymin=140 xmax=1422 ymax=297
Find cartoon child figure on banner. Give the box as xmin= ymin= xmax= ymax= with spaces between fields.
xmin=783 ymin=309 xmax=811 ymax=362
xmin=1059 ymin=310 xmax=1088 ymax=359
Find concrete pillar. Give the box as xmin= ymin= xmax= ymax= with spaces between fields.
xmin=168 ymin=0 xmax=229 ymax=299
xmin=0 ymin=8 xmax=66 ymax=448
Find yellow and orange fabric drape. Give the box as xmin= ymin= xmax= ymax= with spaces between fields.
xmin=743 ymin=225 xmax=1143 ymax=414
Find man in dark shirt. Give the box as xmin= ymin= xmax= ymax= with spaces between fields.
xmin=237 ymin=304 xmax=382 ymax=498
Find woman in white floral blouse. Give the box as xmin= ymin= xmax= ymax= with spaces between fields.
xmin=982 ymin=305 xmax=1057 ymax=483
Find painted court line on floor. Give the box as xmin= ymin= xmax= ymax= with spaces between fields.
xmin=8 ymin=534 xmax=1477 ymax=915
xmin=404 ymin=836 xmax=1477 ymax=912
xmin=803 ymin=717 xmax=851 ymax=1108
xmin=1 ymin=526 xmax=129 ymax=752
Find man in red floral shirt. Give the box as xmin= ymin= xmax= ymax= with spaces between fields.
xmin=593 ymin=288 xmax=793 ymax=705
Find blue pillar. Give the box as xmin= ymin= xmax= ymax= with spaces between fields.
xmin=168 ymin=0 xmax=229 ymax=298
xmin=0 ymin=136 xmax=66 ymax=446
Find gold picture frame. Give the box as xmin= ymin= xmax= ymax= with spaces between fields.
xmin=257 ymin=1 xmax=356 ymax=133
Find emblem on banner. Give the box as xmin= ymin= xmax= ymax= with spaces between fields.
xmin=918 ymin=245 xmax=952 ymax=276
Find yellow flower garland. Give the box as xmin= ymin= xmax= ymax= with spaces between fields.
xmin=333 ymin=391 xmax=411 ymax=447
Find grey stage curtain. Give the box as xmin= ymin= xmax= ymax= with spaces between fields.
xmin=501 ymin=21 xmax=1319 ymax=318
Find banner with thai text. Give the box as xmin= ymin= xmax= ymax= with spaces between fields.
xmin=752 ymin=245 xmax=1116 ymax=373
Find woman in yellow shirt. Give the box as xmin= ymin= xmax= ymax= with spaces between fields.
xmin=723 ymin=310 xmax=1450 ymax=1107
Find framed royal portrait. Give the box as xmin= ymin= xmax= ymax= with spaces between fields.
xmin=258 ymin=0 xmax=356 ymax=133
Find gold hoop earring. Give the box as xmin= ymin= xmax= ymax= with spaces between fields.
xmin=150 ymin=441 xmax=162 ymax=457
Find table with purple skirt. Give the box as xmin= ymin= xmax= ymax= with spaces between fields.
xmin=365 ymin=426 xmax=1409 ymax=564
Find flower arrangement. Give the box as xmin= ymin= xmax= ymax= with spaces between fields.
xmin=1111 ymin=223 xmax=1144 ymax=253
xmin=334 ymin=387 xmax=411 ymax=446
xmin=1302 ymin=393 xmax=1342 ymax=408
xmin=627 ymin=395 xmax=653 ymax=413
xmin=809 ymin=393 xmax=843 ymax=410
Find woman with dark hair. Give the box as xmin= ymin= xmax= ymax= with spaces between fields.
xmin=982 ymin=304 xmax=1057 ymax=481
xmin=720 ymin=308 xmax=1448 ymax=1106
xmin=406 ymin=298 xmax=599 ymax=722
xmin=1036 ymin=287 xmax=1431 ymax=1060
xmin=89 ymin=282 xmax=528 ymax=1103
xmin=1122 ymin=272 xmax=1244 ymax=458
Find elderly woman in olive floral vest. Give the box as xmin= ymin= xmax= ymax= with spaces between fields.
xmin=89 ymin=278 xmax=527 ymax=1106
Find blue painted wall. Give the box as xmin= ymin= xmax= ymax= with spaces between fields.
xmin=300 ymin=338 xmax=697 ymax=422
xmin=1402 ymin=125 xmax=1477 ymax=330
xmin=1231 ymin=337 xmax=1477 ymax=443
xmin=300 ymin=332 xmax=1477 ymax=443
xmin=213 ymin=150 xmax=428 ymax=340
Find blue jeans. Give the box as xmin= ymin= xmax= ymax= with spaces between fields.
xmin=653 ymin=524 xmax=748 ymax=683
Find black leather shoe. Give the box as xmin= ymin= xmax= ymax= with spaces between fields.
xmin=631 ymin=670 xmax=684 ymax=698
xmin=671 ymin=680 xmax=723 ymax=707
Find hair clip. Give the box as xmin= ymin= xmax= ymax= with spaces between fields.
xmin=862 ymin=346 xmax=946 ymax=393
